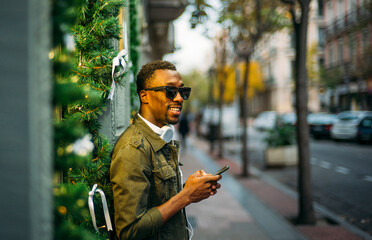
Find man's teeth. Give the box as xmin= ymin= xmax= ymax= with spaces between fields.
xmin=170 ymin=107 xmax=180 ymax=111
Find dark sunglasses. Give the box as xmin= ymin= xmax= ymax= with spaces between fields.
xmin=144 ymin=86 xmax=191 ymax=100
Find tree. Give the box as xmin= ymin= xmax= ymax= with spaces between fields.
xmin=215 ymin=30 xmax=229 ymax=158
xmin=218 ymin=0 xmax=287 ymax=176
xmin=281 ymin=0 xmax=316 ymax=224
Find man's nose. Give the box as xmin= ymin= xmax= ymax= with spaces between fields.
xmin=173 ymin=91 xmax=184 ymax=103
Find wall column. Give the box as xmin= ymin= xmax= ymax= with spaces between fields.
xmin=0 ymin=0 xmax=52 ymax=239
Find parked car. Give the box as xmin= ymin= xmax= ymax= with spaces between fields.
xmin=253 ymin=111 xmax=277 ymax=131
xmin=199 ymin=105 xmax=242 ymax=139
xmin=357 ymin=115 xmax=372 ymax=143
xmin=278 ymin=112 xmax=297 ymax=126
xmin=331 ymin=111 xmax=372 ymax=141
xmin=308 ymin=113 xmax=337 ymax=139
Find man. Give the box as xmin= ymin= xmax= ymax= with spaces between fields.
xmin=110 ymin=60 xmax=222 ymax=240
xmin=178 ymin=111 xmax=190 ymax=149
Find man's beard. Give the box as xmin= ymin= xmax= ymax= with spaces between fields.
xmin=165 ymin=112 xmax=180 ymax=125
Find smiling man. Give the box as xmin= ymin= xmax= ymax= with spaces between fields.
xmin=110 ymin=60 xmax=222 ymax=240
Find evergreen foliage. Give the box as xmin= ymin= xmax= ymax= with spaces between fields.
xmin=52 ymin=0 xmax=127 ymax=239
xmin=52 ymin=0 xmax=97 ymax=238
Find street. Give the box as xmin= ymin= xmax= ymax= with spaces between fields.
xmin=223 ymin=127 xmax=372 ymax=236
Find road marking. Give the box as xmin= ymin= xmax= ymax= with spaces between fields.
xmin=311 ymin=158 xmax=317 ymax=165
xmin=335 ymin=166 xmax=350 ymax=175
xmin=319 ymin=161 xmax=331 ymax=169
xmin=363 ymin=176 xmax=372 ymax=182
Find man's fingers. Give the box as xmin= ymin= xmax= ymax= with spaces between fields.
xmin=195 ymin=170 xmax=208 ymax=177
xmin=204 ymin=175 xmax=222 ymax=182
xmin=211 ymin=183 xmax=221 ymax=190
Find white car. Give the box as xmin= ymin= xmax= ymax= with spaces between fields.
xmin=253 ymin=111 xmax=277 ymax=131
xmin=331 ymin=111 xmax=372 ymax=140
xmin=199 ymin=105 xmax=242 ymax=139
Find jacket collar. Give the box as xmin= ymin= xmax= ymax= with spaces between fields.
xmin=133 ymin=113 xmax=167 ymax=152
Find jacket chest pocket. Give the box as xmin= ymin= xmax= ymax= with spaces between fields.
xmin=152 ymin=164 xmax=177 ymax=201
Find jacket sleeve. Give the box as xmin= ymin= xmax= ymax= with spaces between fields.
xmin=110 ymin=143 xmax=163 ymax=240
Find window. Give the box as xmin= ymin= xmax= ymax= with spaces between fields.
xmin=328 ymin=43 xmax=333 ymax=66
xmin=337 ymin=0 xmax=344 ymax=28
xmin=319 ymin=58 xmax=325 ymax=70
xmin=290 ymin=60 xmax=295 ymax=81
xmin=361 ymin=119 xmax=372 ymax=128
xmin=349 ymin=0 xmax=357 ymax=23
xmin=318 ymin=0 xmax=324 ymax=16
xmin=338 ymin=38 xmax=344 ymax=64
xmin=337 ymin=0 xmax=344 ymax=17
xmin=326 ymin=1 xmax=333 ymax=23
xmin=290 ymin=31 xmax=296 ymax=49
xmin=318 ymin=27 xmax=325 ymax=49
xmin=362 ymin=28 xmax=370 ymax=51
xmin=347 ymin=0 xmax=352 ymax=13
xmin=349 ymin=34 xmax=356 ymax=60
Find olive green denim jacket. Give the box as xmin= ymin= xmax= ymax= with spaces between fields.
xmin=110 ymin=114 xmax=188 ymax=240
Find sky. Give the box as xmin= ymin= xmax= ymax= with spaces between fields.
xmin=163 ymin=8 xmax=216 ymax=75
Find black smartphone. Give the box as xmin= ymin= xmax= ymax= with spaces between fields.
xmin=213 ymin=165 xmax=229 ymax=176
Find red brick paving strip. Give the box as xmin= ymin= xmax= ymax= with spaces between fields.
xmin=297 ymin=226 xmax=363 ymax=240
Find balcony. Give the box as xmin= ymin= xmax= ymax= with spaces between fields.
xmin=145 ymin=0 xmax=188 ymax=60
xmin=325 ymin=49 xmax=372 ymax=82
xmin=148 ymin=0 xmax=188 ymax=22
xmin=325 ymin=60 xmax=357 ymax=83
xmin=325 ymin=5 xmax=372 ymax=41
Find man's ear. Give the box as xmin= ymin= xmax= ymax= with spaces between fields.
xmin=139 ymin=90 xmax=149 ymax=104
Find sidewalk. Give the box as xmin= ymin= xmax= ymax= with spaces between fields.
xmin=179 ymin=135 xmax=370 ymax=240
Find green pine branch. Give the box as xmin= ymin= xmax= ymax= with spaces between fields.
xmin=53 ymin=0 xmax=126 ymax=238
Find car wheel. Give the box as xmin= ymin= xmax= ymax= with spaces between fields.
xmin=357 ymin=137 xmax=365 ymax=144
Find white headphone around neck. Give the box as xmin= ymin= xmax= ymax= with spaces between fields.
xmin=160 ymin=125 xmax=174 ymax=143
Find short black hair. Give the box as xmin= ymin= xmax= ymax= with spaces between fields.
xmin=136 ymin=60 xmax=177 ymax=95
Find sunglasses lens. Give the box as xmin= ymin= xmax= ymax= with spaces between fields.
xmin=164 ymin=86 xmax=191 ymax=100
xmin=180 ymin=87 xmax=191 ymax=100
xmin=165 ymin=86 xmax=178 ymax=99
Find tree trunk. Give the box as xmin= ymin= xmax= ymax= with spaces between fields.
xmin=294 ymin=0 xmax=315 ymax=225
xmin=218 ymin=72 xmax=225 ymax=158
xmin=241 ymin=56 xmax=250 ymax=177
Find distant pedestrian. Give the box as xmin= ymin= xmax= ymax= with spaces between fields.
xmin=178 ymin=111 xmax=190 ymax=149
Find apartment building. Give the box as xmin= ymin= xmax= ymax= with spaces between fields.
xmin=323 ymin=0 xmax=372 ymax=111
xmin=251 ymin=0 xmax=325 ymax=115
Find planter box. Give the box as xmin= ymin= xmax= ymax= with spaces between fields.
xmin=265 ymin=145 xmax=298 ymax=167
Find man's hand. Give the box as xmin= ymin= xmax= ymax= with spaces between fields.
xmin=182 ymin=170 xmax=222 ymax=203
xmin=156 ymin=170 xmax=221 ymax=224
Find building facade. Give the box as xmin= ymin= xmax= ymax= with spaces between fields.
xmin=323 ymin=0 xmax=372 ymax=112
xmin=1 ymin=0 xmax=52 ymax=239
xmin=251 ymin=0 xmax=325 ymax=115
